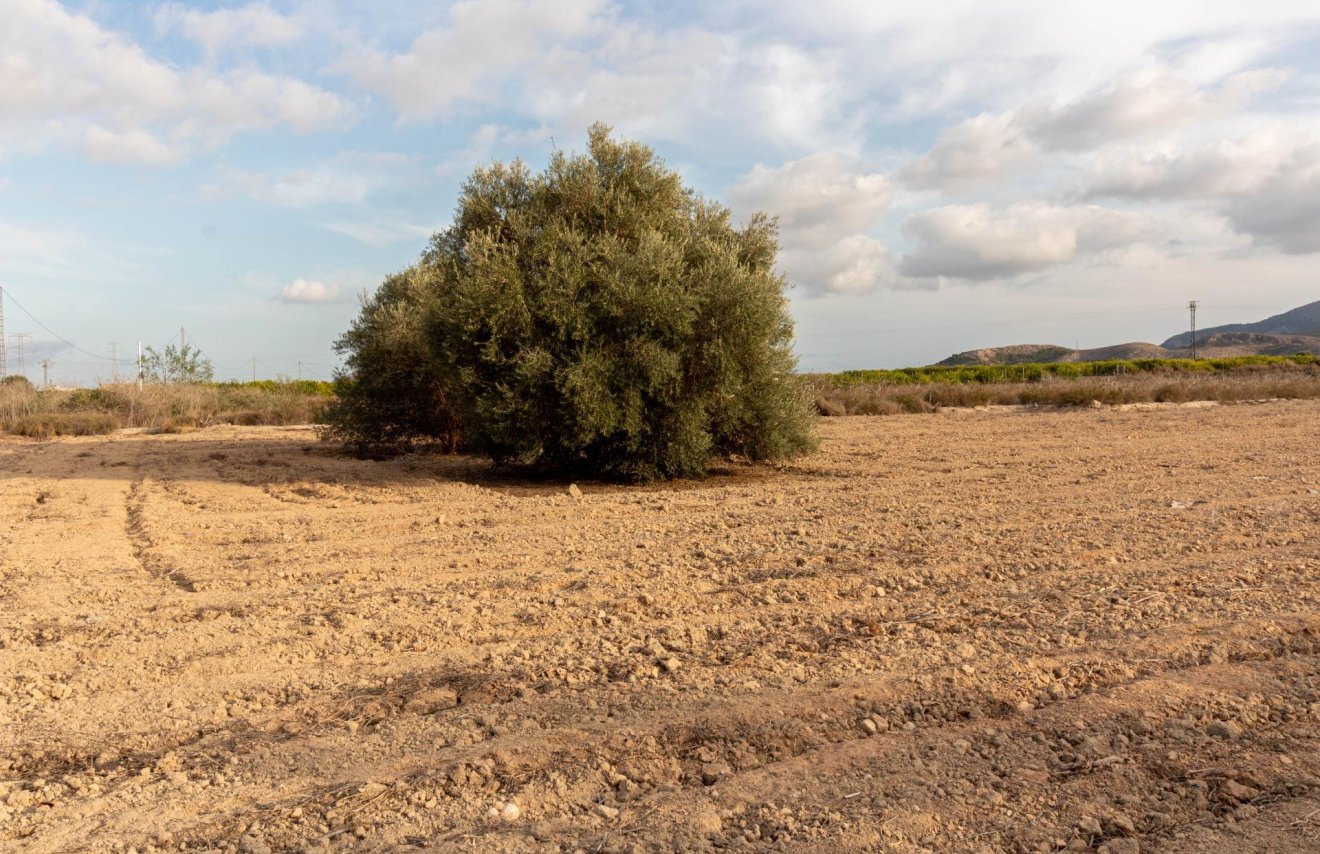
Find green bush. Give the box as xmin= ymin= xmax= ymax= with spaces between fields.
xmin=328 ymin=124 xmax=817 ymax=480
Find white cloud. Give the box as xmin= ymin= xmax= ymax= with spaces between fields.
xmin=279 ymin=279 xmax=343 ymax=304
xmin=782 ymin=236 xmax=899 ymax=295
xmin=900 ymin=66 xmax=1284 ymax=190
xmin=728 ymin=153 xmax=892 ymax=293
xmin=899 ymin=202 xmax=1161 ymax=280
xmin=154 ymin=3 xmax=303 ymax=59
xmin=345 ymin=0 xmax=607 ymax=120
xmin=321 ymin=221 xmax=437 ymax=247
xmin=1026 ymin=67 xmax=1283 ymax=152
xmin=1084 ymin=127 xmax=1297 ymax=200
xmin=899 ymin=112 xmax=1032 ymax=190
xmin=1224 ymin=141 xmax=1320 ymax=253
xmin=0 ymin=0 xmax=352 ymax=163
xmin=204 ymin=152 xmax=419 ymax=208
xmin=1082 ymin=128 xmax=1320 ymax=253
xmin=81 ymin=125 xmax=183 ymax=165
xmin=729 ymin=152 xmax=890 ymax=249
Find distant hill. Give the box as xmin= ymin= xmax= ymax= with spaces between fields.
xmin=936 ymin=300 xmax=1320 ymax=366
xmin=1162 ymin=300 xmax=1320 ymax=348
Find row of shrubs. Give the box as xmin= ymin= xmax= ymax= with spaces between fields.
xmin=6 ymin=360 xmax=1318 ymax=438
xmin=827 ymin=354 xmax=1317 ymax=387
xmin=812 ymin=368 xmax=1320 ymax=416
xmin=0 ymin=376 xmax=332 ymax=437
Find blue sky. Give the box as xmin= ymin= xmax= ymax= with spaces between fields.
xmin=2 ymin=0 xmax=1319 ymax=384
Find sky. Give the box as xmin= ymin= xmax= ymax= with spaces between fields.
xmin=2 ymin=0 xmax=1319 ymax=385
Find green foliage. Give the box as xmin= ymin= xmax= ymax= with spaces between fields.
xmin=220 ymin=379 xmax=336 ymax=397
xmin=323 ymin=266 xmax=462 ymax=454
xmin=143 ymin=342 xmax=215 ymax=384
xmin=826 ymin=354 xmax=1317 ymax=387
xmin=329 ymin=124 xmax=816 ymax=480
xmin=3 ymin=374 xmax=34 ymax=387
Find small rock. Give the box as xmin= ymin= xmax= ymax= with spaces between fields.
xmin=870 ymin=716 xmax=889 ymax=733
xmin=1105 ymin=813 xmax=1137 ymax=836
xmin=1206 ymin=720 xmax=1241 ymax=740
xmin=568 ymin=484 xmax=582 ymax=498
xmin=659 ymin=657 xmax=680 ymax=674
xmin=695 ymin=810 xmax=722 ymax=834
xmin=701 ymin=761 xmax=733 ymax=785
xmin=860 ymin=718 xmax=877 ymax=735
xmin=955 ymin=643 xmax=977 ymax=659
xmin=1076 ymin=816 xmax=1103 ymax=836
xmin=1097 ymin=840 xmax=1139 ymax=854
xmin=595 ymin=803 xmax=620 ymax=820
xmin=501 ymin=801 xmax=521 ymax=822
xmin=403 ymin=687 xmax=459 ymax=714
xmin=1221 ymin=780 xmax=1259 ymax=802
xmin=239 ymin=836 xmax=272 ymax=854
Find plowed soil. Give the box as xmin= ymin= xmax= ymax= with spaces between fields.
xmin=2 ymin=401 xmax=1319 ymax=853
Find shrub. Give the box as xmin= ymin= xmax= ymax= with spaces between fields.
xmin=11 ymin=412 xmax=120 ymax=438
xmin=329 ymin=124 xmax=817 ymax=481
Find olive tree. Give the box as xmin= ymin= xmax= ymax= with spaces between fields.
xmin=328 ymin=124 xmax=815 ymax=480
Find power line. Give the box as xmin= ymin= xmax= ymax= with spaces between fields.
xmin=1 ymin=287 xmax=114 ymax=362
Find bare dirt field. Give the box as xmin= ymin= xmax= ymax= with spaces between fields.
xmin=2 ymin=401 xmax=1319 ymax=853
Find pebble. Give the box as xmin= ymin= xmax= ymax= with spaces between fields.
xmin=501 ymin=801 xmax=521 ymax=822
xmin=595 ymin=803 xmax=620 ymax=820
xmin=860 ymin=718 xmax=877 ymax=735
xmin=695 ymin=810 xmax=722 ymax=834
xmin=1097 ymin=840 xmax=1139 ymax=854
xmin=568 ymin=484 xmax=582 ymax=498
xmin=1206 ymin=720 xmax=1241 ymax=740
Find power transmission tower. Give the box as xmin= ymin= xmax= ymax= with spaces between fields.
xmin=1188 ymin=300 xmax=1198 ymax=359
xmin=0 ymin=286 xmax=6 ymax=378
xmin=15 ymin=332 xmax=32 ymax=376
xmin=40 ymin=359 xmax=52 ymax=389
xmin=180 ymin=326 xmax=186 ymax=351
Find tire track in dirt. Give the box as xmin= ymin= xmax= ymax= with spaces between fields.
xmin=124 ymin=479 xmax=198 ymax=593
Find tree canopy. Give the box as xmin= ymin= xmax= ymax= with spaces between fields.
xmin=327 ymin=124 xmax=815 ymax=480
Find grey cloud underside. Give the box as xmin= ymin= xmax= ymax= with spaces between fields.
xmin=1086 ymin=134 xmax=1320 ymax=253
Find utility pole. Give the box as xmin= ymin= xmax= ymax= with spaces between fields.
xmin=252 ymin=357 xmax=257 ymax=382
xmin=0 ymin=286 xmax=7 ymax=378
xmin=1188 ymin=300 xmax=1198 ymax=360
xmin=109 ymin=342 xmax=120 ymax=382
xmin=15 ymin=332 xmax=32 ymax=377
xmin=137 ymin=340 xmax=144 ymax=389
xmin=180 ymin=326 xmax=186 ymax=352
xmin=297 ymin=360 xmax=302 ymax=381
xmin=40 ymin=359 xmax=52 ymax=389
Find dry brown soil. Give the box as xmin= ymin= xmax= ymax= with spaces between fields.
xmin=2 ymin=401 xmax=1319 ymax=853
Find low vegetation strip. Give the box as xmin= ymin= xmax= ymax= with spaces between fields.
xmin=0 ymin=378 xmax=332 ymax=436
xmin=812 ymin=368 xmax=1320 ymax=416
xmin=826 ymin=353 xmax=1317 ymax=387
